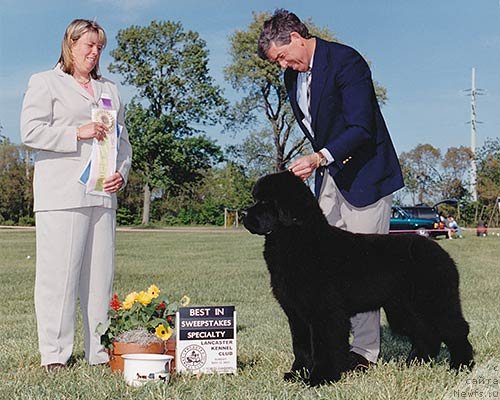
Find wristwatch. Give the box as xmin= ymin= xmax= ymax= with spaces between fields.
xmin=316 ymin=152 xmax=328 ymax=167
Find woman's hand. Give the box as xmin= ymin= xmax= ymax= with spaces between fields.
xmin=77 ymin=122 xmax=108 ymax=141
xmin=103 ymin=172 xmax=124 ymax=193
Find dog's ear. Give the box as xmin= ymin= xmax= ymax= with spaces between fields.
xmin=253 ymin=170 xmax=318 ymax=227
xmin=276 ymin=205 xmax=303 ymax=226
xmin=276 ymin=192 xmax=316 ymax=226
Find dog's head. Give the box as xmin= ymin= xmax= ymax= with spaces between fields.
xmin=243 ymin=171 xmax=321 ymax=235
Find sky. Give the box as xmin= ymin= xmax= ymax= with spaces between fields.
xmin=1 ymin=0 xmax=500 ymax=156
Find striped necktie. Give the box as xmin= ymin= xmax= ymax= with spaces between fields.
xmin=297 ymin=70 xmax=312 ymax=134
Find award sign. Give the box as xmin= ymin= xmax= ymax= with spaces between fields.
xmin=176 ymin=306 xmax=237 ymax=374
xmin=85 ymin=107 xmax=117 ymax=195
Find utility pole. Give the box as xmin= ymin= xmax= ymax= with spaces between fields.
xmin=465 ymin=67 xmax=484 ymax=202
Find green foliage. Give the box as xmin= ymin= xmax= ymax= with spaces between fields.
xmin=116 ymin=207 xmax=136 ymax=226
xmin=150 ymin=163 xmax=255 ymax=225
xmin=109 ymin=20 xmax=226 ymax=223
xmin=179 ymin=198 xmax=225 ymax=226
xmin=399 ymin=144 xmax=443 ymax=205
xmin=97 ymin=285 xmax=182 ymax=349
xmin=0 ymin=139 xmax=33 ymax=223
xmin=225 ymin=129 xmax=293 ymax=178
xmin=125 ymin=101 xmax=223 ymax=194
xmin=110 ymin=20 xmax=225 ymax=123
xmin=117 ymin=170 xmax=148 ymax=225
xmin=224 ymin=12 xmax=306 ymax=172
xmin=398 ymin=140 xmax=499 ymax=227
xmin=17 ymin=216 xmax=35 ymax=226
xmin=459 ymin=138 xmax=500 ymax=227
xmin=476 ymin=137 xmax=500 ymax=203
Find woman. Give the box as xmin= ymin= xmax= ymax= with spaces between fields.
xmin=20 ymin=19 xmax=132 ymax=371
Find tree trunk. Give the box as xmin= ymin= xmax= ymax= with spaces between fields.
xmin=142 ymin=183 xmax=151 ymax=225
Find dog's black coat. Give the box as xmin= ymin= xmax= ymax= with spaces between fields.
xmin=243 ymin=171 xmax=474 ymax=386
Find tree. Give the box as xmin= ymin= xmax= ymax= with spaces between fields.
xmin=116 ymin=169 xmax=145 ymax=225
xmin=224 ymin=129 xmax=276 ymax=178
xmin=439 ymin=146 xmax=473 ymax=200
xmin=224 ymin=12 xmax=388 ymax=174
xmin=399 ymin=144 xmax=442 ymax=204
xmin=397 ymin=142 xmax=499 ymax=226
xmin=109 ymin=20 xmax=226 ymax=224
xmin=197 ymin=162 xmax=254 ymax=211
xmin=452 ymin=139 xmax=500 ymax=227
xmin=148 ymin=162 xmax=254 ymax=225
xmin=476 ymin=138 xmax=500 ymax=212
xmin=0 ymin=137 xmax=33 ymax=224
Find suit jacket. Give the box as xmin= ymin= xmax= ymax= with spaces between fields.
xmin=285 ymin=38 xmax=404 ymax=207
xmin=20 ymin=66 xmax=132 ymax=212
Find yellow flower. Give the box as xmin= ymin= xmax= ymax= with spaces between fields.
xmin=136 ymin=290 xmax=153 ymax=305
xmin=122 ymin=291 xmax=138 ymax=310
xmin=155 ymin=324 xmax=173 ymax=341
xmin=147 ymin=284 xmax=160 ymax=299
xmin=180 ymin=295 xmax=190 ymax=307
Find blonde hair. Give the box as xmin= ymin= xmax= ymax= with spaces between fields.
xmin=57 ymin=19 xmax=107 ymax=79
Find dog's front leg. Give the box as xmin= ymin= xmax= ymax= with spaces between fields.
xmin=282 ymin=307 xmax=313 ymax=382
xmin=309 ymin=313 xmax=350 ymax=386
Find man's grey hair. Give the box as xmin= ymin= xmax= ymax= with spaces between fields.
xmin=257 ymin=9 xmax=311 ymax=60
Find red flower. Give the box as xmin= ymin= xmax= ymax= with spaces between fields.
xmin=110 ymin=293 xmax=122 ymax=311
xmin=167 ymin=315 xmax=173 ymax=323
xmin=156 ymin=302 xmax=166 ymax=310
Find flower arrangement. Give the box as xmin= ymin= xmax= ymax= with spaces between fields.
xmin=97 ymin=284 xmax=190 ymax=349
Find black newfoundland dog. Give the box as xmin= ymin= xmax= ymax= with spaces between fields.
xmin=243 ymin=171 xmax=473 ymax=386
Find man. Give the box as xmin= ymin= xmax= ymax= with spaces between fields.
xmin=258 ymin=9 xmax=404 ymax=371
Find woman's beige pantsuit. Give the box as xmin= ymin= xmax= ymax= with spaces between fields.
xmin=21 ymin=66 xmax=132 ymax=365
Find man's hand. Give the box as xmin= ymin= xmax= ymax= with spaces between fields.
xmin=289 ymin=153 xmax=319 ymax=181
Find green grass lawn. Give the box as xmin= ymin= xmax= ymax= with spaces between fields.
xmin=0 ymin=230 xmax=499 ymax=400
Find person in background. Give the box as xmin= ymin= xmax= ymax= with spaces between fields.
xmin=476 ymin=220 xmax=488 ymax=237
xmin=258 ymin=9 xmax=404 ymax=372
xmin=20 ymin=19 xmax=132 ymax=372
xmin=447 ymin=216 xmax=462 ymax=238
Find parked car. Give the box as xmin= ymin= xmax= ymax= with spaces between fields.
xmin=389 ymin=199 xmax=457 ymax=238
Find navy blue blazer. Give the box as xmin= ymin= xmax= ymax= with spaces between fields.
xmin=285 ymin=38 xmax=404 ymax=208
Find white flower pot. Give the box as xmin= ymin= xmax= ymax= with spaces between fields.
xmin=122 ymin=353 xmax=174 ymax=387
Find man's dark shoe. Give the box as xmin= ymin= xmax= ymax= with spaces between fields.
xmin=348 ymin=351 xmax=374 ymax=372
xmin=44 ymin=363 xmax=65 ymax=373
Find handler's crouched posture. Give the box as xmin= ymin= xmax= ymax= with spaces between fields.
xmin=20 ymin=19 xmax=132 ymax=372
xmin=258 ymin=9 xmax=404 ymax=370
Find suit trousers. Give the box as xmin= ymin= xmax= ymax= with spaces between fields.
xmin=35 ymin=207 xmax=115 ymax=366
xmin=318 ymin=173 xmax=392 ymax=363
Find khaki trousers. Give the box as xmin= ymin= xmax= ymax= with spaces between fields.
xmin=35 ymin=207 xmax=115 ymax=366
xmin=318 ymin=173 xmax=392 ymax=363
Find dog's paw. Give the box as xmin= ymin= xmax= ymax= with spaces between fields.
xmin=405 ymin=347 xmax=434 ymax=367
xmin=308 ymin=369 xmax=341 ymax=386
xmin=450 ymin=358 xmax=475 ymax=372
